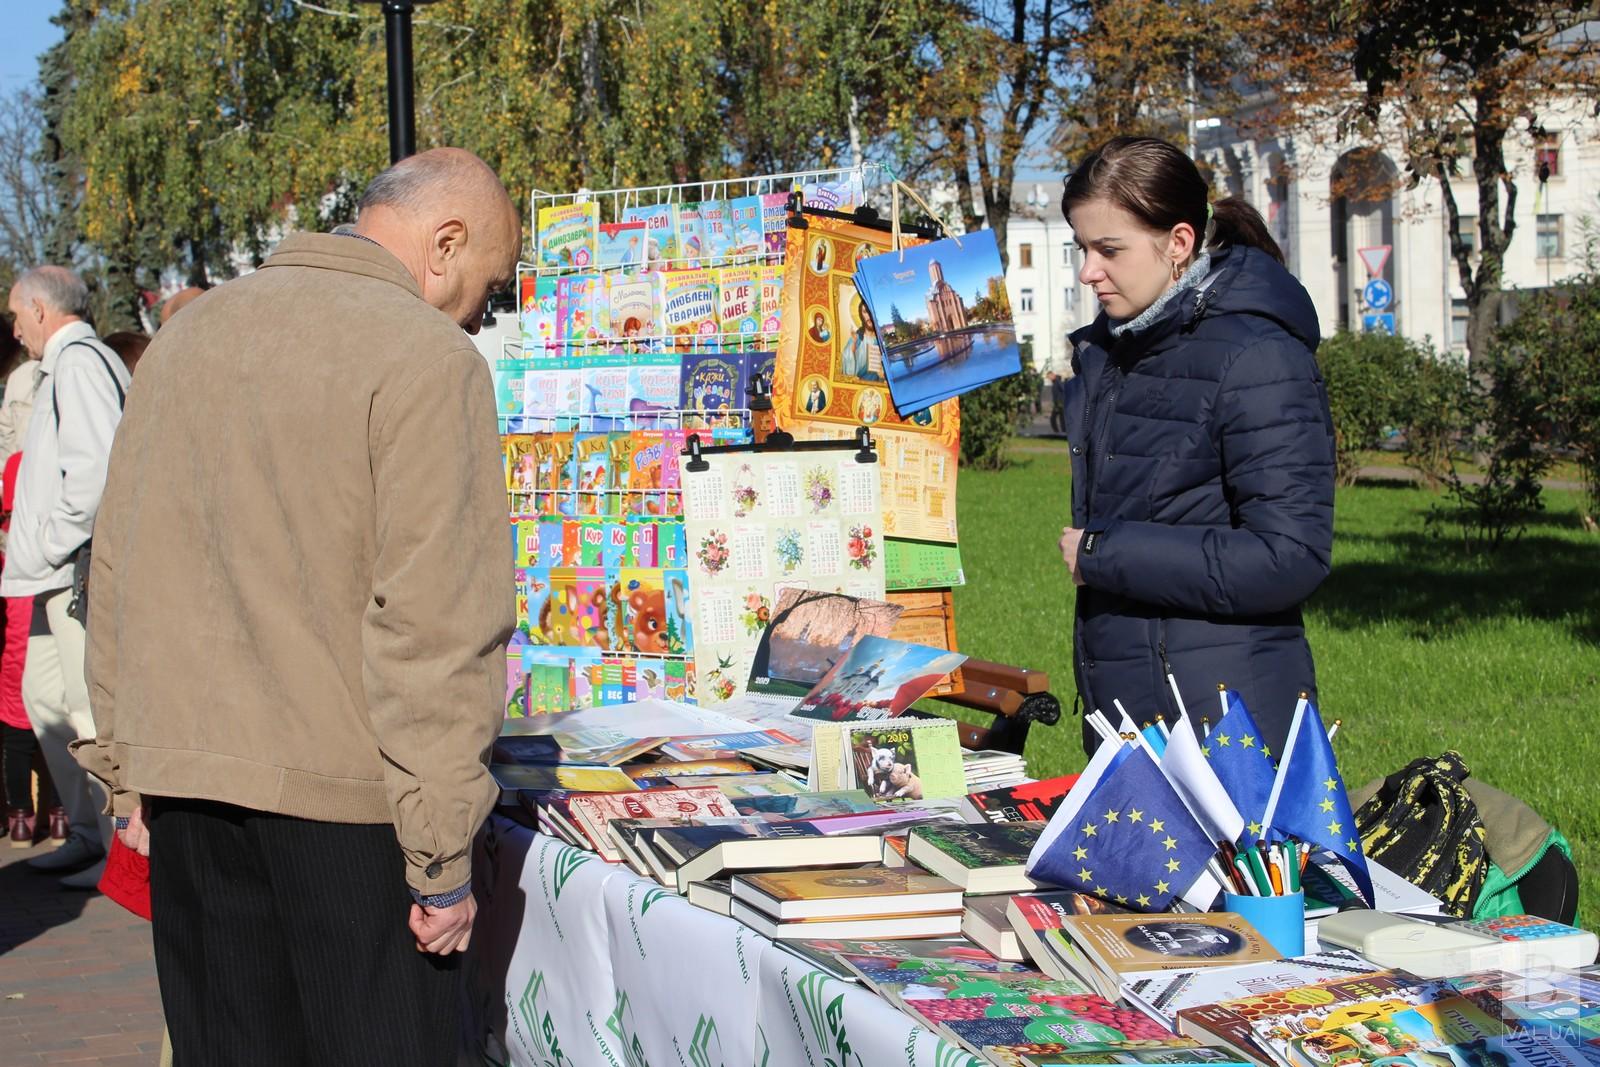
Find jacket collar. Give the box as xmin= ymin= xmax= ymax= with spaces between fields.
xmin=39 ymin=320 xmax=98 ymax=375
xmin=261 ymin=232 xmax=424 ymax=301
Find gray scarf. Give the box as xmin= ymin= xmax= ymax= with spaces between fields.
xmin=1109 ymin=251 xmax=1213 ymax=338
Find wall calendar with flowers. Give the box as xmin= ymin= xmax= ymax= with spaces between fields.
xmin=679 ymin=438 xmax=886 ymax=706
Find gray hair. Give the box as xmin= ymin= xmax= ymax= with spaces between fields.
xmin=359 ymin=152 xmax=469 ymax=215
xmin=13 ymin=266 xmax=89 ymax=318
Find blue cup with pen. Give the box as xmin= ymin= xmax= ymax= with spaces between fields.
xmin=1218 ymin=838 xmax=1306 ymax=957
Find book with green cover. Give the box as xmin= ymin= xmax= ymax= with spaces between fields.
xmin=906 ymin=823 xmax=1046 ymax=893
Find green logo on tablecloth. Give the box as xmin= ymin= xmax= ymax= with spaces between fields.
xmin=551 ymin=846 xmax=594 ymax=901
xmin=605 ymin=989 xmax=652 ymax=1067
xmin=639 ymin=886 xmax=671 ymax=918
xmin=796 ymin=970 xmax=864 ymax=1067
xmin=688 ymin=1015 xmax=726 ymax=1067
xmin=755 ymin=1024 xmax=770 ymax=1067
xmin=517 ymin=970 xmax=571 ymax=1067
xmin=933 ymin=1042 xmax=982 ymax=1067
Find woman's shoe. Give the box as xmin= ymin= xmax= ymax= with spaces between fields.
xmin=8 ymin=809 xmax=34 ymax=848
xmin=46 ymin=806 xmax=68 ymax=846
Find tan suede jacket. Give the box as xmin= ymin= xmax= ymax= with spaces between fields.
xmin=74 ymin=233 xmax=514 ymax=897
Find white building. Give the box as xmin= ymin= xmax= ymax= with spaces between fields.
xmin=998 ymin=101 xmax=1600 ymax=370
xmin=1001 ymin=179 xmax=1080 ymax=373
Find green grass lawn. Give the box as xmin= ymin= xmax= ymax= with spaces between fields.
xmin=950 ymin=438 xmax=1600 ymax=930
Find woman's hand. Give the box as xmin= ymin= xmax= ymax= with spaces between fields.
xmin=1059 ymin=526 xmax=1087 ymax=586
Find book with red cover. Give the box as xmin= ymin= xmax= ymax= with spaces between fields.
xmin=567 ymin=787 xmax=737 ymax=862
xmin=962 ymin=774 xmax=1080 ymax=824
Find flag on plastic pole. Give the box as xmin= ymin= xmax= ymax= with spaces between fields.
xmin=1206 ymin=688 xmax=1278 ymax=838
xmin=1161 ymin=713 xmax=1245 ymax=845
xmin=1028 ymin=734 xmax=1134 ymax=866
xmin=1261 ymin=696 xmax=1375 ymax=906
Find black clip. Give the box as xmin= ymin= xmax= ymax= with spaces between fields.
xmin=854 ymin=426 xmax=877 ymax=463
xmin=764 ymin=430 xmax=795 ymax=448
xmin=684 ymin=433 xmax=709 ymax=472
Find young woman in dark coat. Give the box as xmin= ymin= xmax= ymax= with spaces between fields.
xmin=1058 ymin=136 xmax=1337 ymax=757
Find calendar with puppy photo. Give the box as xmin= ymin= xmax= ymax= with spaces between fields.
xmin=845 ymin=721 xmax=966 ymax=802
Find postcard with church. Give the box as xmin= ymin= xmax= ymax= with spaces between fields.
xmin=852 ymin=228 xmax=1021 ymax=415
xmin=790 ymin=635 xmax=967 ymax=722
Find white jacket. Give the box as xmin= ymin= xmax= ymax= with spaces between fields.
xmin=0 ymin=357 xmax=42 ymax=463
xmin=0 ymin=322 xmax=130 ymax=596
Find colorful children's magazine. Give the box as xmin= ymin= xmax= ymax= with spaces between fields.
xmin=717 ymin=265 xmax=762 ymax=340
xmin=660 ymin=269 xmax=719 ymax=344
xmin=538 ymin=202 xmax=599 ymax=269
xmin=598 ymin=220 xmax=647 ymax=271
xmin=761 ymin=192 xmax=791 ymax=256
xmin=621 ymin=203 xmax=681 ymax=270
xmin=520 ymin=275 xmax=560 ymax=358
xmin=606 ymin=272 xmax=660 ymax=344
xmin=677 ymin=203 xmax=708 ymax=269
xmin=728 ymin=195 xmax=764 ymax=257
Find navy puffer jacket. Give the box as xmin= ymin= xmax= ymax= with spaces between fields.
xmin=1065 ymin=244 xmax=1336 ymax=757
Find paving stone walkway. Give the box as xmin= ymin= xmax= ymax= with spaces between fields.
xmin=0 ymin=840 xmax=163 ymax=1066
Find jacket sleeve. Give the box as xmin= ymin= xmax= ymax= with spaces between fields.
xmin=363 ymin=347 xmax=515 ymax=898
xmin=1076 ymin=336 xmax=1336 ymax=616
xmin=39 ymin=350 xmax=124 ymax=570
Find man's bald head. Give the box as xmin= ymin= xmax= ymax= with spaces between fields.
xmin=354 ymin=148 xmax=520 ymax=334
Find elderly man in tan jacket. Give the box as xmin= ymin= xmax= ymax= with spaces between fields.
xmin=74 ymin=148 xmax=519 ymax=1064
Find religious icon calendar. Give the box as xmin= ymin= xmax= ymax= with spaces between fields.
xmin=680 ymin=438 xmax=887 ymax=706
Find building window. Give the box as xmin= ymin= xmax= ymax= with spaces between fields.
xmin=1450 ymin=299 xmax=1468 ymax=349
xmin=1536 ymin=134 xmax=1561 ymax=180
xmin=1019 ymin=243 xmax=1033 ymax=268
xmin=1455 ymin=215 xmax=1477 ymax=256
xmin=1537 ymin=214 xmax=1563 ymax=259
xmin=1064 ymin=286 xmax=1075 ymax=311
xmin=1062 ymin=243 xmax=1073 ymax=267
xmin=1019 ymin=288 xmax=1034 ymax=313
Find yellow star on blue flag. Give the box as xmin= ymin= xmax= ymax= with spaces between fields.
xmin=1262 ymin=697 xmax=1374 ymax=905
xmin=1208 ymin=689 xmax=1278 ymax=834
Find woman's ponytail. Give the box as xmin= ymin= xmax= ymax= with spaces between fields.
xmin=1207 ymin=196 xmax=1284 ymax=264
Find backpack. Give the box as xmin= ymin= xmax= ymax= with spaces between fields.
xmin=1352 ymin=751 xmax=1577 ymax=924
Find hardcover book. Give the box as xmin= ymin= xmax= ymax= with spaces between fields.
xmin=905 ymin=822 xmax=1046 ymax=894
xmin=1058 ymin=912 xmax=1280 ymax=980
xmin=567 ymin=786 xmax=736 ymax=862
xmin=964 ymin=775 xmax=1080 ymax=824
xmin=491 ymin=763 xmax=638 ymax=799
xmin=734 ymin=864 xmax=962 ymax=920
xmin=606 ymin=272 xmax=660 ymax=342
xmin=655 ymin=820 xmax=884 ymax=892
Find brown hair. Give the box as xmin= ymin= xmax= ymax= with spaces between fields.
xmin=1063 ymin=136 xmax=1284 ymax=265
xmin=103 ymin=331 xmax=151 ymax=376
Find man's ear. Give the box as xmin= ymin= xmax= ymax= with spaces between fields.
xmin=426 ymin=217 xmax=469 ymax=276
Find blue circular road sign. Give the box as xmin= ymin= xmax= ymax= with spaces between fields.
xmin=1363 ymin=279 xmax=1393 ymax=311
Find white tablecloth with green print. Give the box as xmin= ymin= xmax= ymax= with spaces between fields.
xmin=467 ymin=816 xmax=981 ymax=1067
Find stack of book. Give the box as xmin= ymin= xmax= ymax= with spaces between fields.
xmin=962 ymin=749 xmax=1030 ymax=792
xmin=728 ymin=865 xmax=965 ymax=939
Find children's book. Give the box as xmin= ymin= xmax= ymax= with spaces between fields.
xmin=625 ymin=352 xmax=681 ymax=423
xmin=558 ymin=274 xmax=607 ymax=349
xmin=680 ymin=350 xmax=745 ymax=418
xmin=716 ymin=265 xmax=762 ymax=339
xmin=728 ymin=194 xmax=764 ymax=257
xmin=598 ymin=220 xmax=647 ymax=271
xmin=697 ymin=199 xmax=734 ymax=264
xmin=660 ymin=268 xmax=719 ymax=342
xmin=494 ymin=357 xmax=530 ymax=432
xmin=622 ymin=202 xmax=680 ymax=270
xmin=800 ymin=175 xmax=864 ymax=212
xmin=677 ymin=203 xmax=708 ymax=268
xmin=760 ymin=192 xmax=791 ymax=256
xmin=606 ymin=272 xmax=660 ymax=343
xmin=758 ymin=264 xmax=785 ymax=336
xmin=654 ymin=730 xmax=802 ymax=762
xmin=538 ymin=202 xmax=599 ymax=269
xmin=520 ymin=275 xmax=561 ymax=357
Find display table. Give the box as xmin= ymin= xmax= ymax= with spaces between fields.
xmin=467 ymin=815 xmax=979 ymax=1067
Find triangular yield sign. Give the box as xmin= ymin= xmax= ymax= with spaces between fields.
xmin=1357 ymin=245 xmax=1391 ymax=278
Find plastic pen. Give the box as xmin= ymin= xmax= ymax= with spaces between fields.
xmin=1266 ymin=845 xmax=1285 ymax=895
xmin=1216 ymin=839 xmax=1248 ymax=895
xmin=1233 ymin=855 xmax=1262 ymax=896
xmin=1241 ymin=846 xmax=1271 ymax=895
xmin=1285 ymin=840 xmax=1301 ymax=893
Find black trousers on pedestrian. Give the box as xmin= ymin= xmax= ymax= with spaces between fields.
xmin=148 ymin=798 xmax=464 ymax=1066
xmin=1 ymin=722 xmax=55 ymax=814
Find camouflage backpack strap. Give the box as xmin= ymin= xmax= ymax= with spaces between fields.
xmin=1354 ymin=751 xmax=1489 ymax=917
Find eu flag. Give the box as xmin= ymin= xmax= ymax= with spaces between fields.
xmin=1204 ymin=689 xmax=1278 ymax=839
xmin=1030 ymin=745 xmax=1215 ymax=912
xmin=1262 ymin=697 xmax=1374 ymax=906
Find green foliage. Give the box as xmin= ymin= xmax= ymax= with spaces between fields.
xmin=957 ymin=353 xmax=1036 ymax=470
xmin=951 ymin=440 xmax=1600 ymax=931
xmin=1315 ymin=330 xmax=1451 ymax=487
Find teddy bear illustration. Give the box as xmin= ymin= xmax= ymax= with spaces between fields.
xmin=626 ymin=576 xmax=689 ymax=654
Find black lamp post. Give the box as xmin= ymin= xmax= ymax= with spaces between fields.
xmin=359 ymin=0 xmax=441 ymax=164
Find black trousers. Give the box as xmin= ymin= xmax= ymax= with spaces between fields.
xmin=1 ymin=722 xmax=54 ymax=814
xmin=148 ymin=798 xmax=464 ymax=1066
